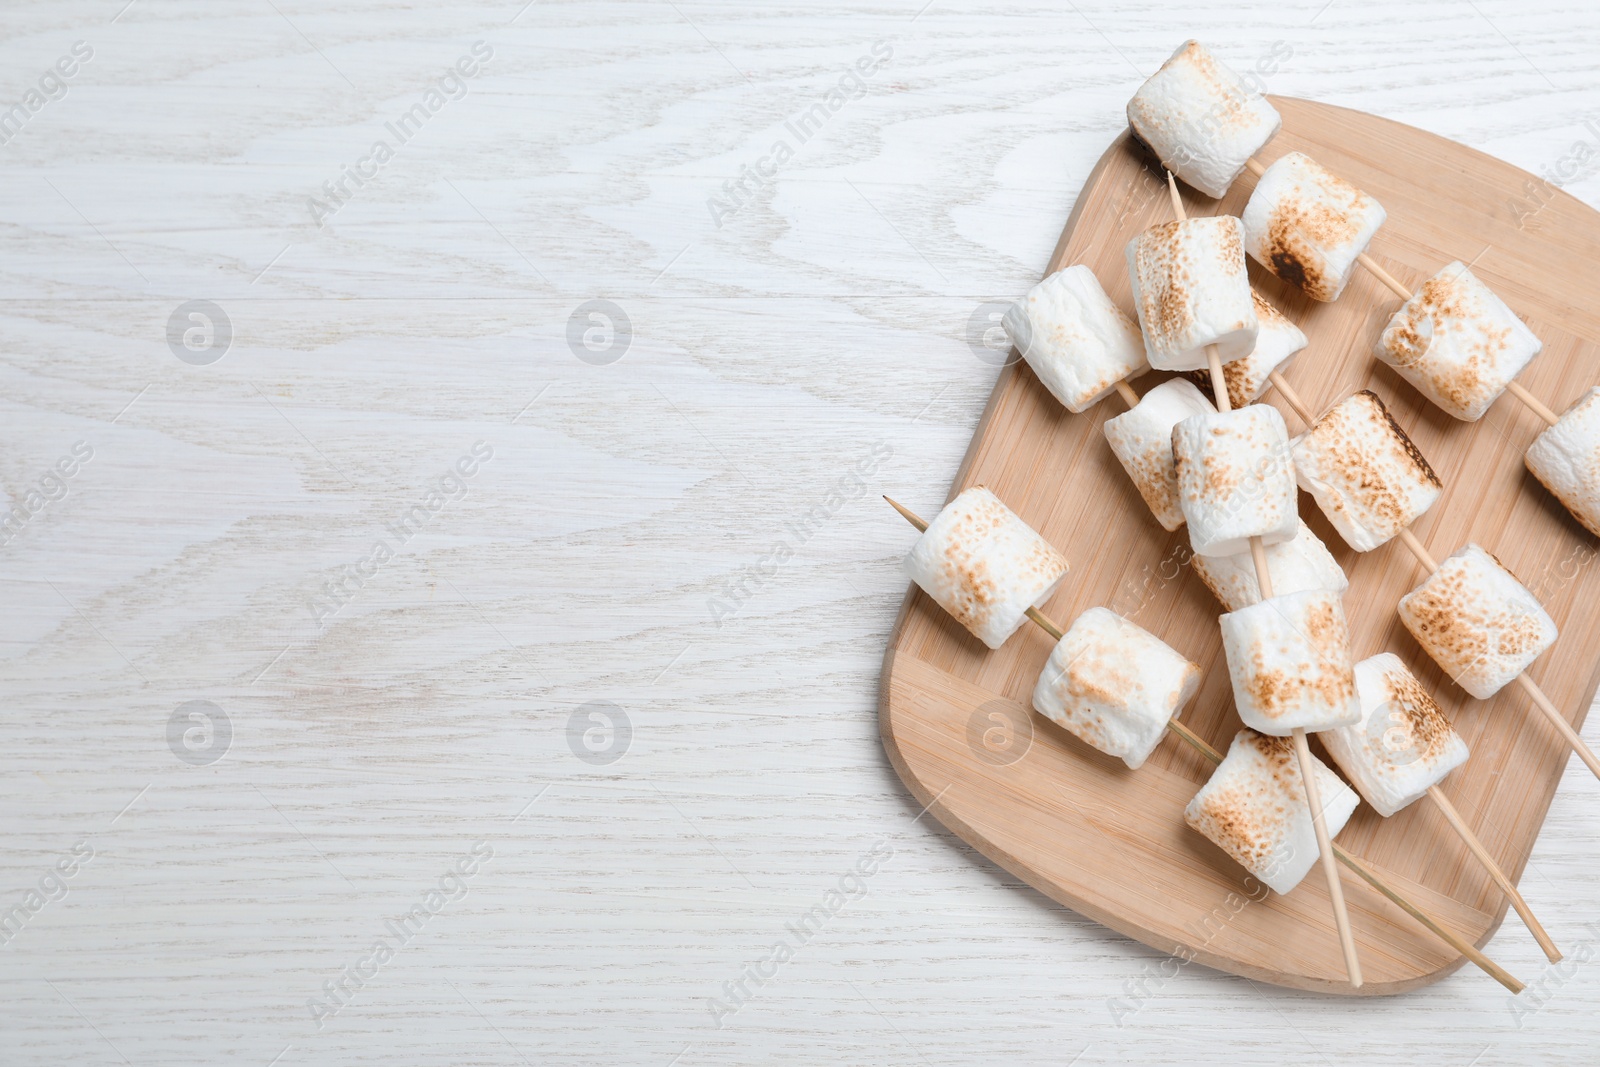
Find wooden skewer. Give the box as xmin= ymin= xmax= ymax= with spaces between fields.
xmin=886 ymin=494 xmax=1523 ymax=993
xmin=1267 ymin=370 xmax=1315 ymax=426
xmin=1239 ymin=157 xmax=1562 ymax=430
xmin=1174 ymin=171 xmax=1363 ymax=987
xmin=1426 ymin=784 xmax=1561 ymax=962
xmin=1113 ymin=379 xmax=1140 ymax=408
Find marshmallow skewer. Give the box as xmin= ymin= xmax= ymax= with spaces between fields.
xmin=884 ymin=494 xmax=1523 ymax=993
xmin=1162 ymin=173 xmax=1363 ymax=987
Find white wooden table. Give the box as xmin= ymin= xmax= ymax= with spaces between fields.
xmin=3 ymin=2 xmax=1600 ymax=1063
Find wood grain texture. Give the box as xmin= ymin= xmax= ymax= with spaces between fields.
xmin=884 ymin=97 xmax=1600 ymax=994
xmin=5 ymin=0 xmax=1600 ymax=1064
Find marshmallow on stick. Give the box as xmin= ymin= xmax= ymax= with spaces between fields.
xmin=1033 ymin=607 xmax=1202 ymax=769
xmin=1241 ymin=152 xmax=1387 ymax=302
xmin=1526 ymin=387 xmax=1600 ymax=537
xmin=902 ymin=487 xmax=1070 ymax=649
xmin=1126 ymin=40 xmax=1281 ymax=200
xmin=883 ymin=495 xmax=1525 ymax=993
xmin=1375 ymin=263 xmax=1544 ymax=422
xmin=1185 ymin=729 xmax=1360 ymax=895
xmin=1173 ymin=403 xmax=1301 ymax=557
xmin=1126 ymin=216 xmax=1259 ymax=371
xmin=1219 ymin=588 xmax=1362 ymax=734
xmin=1104 ymin=378 xmax=1216 ymax=531
xmin=1184 ymin=290 xmax=1308 ymax=410
xmin=1291 ymin=389 xmax=1443 ymax=552
xmin=1002 ymin=265 xmax=1148 ymax=413
xmin=1191 ymin=517 xmax=1348 ymax=611
xmin=1321 ymin=654 xmax=1560 ymax=960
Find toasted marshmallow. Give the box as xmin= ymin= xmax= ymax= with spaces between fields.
xmin=1220 ymin=588 xmax=1361 ymax=734
xmin=1032 ymin=607 xmax=1201 ymax=769
xmin=1172 ymin=405 xmax=1299 ymax=557
xmin=903 ymin=486 xmax=1070 ymax=650
xmin=1291 ymin=390 xmax=1443 ymax=552
xmin=1191 ymin=518 xmax=1348 ymax=611
xmin=1526 ymin=387 xmax=1600 ymax=537
xmin=1185 ymin=729 xmax=1361 ymax=894
xmin=1187 ymin=291 xmax=1307 ymax=408
xmin=1002 ymin=265 xmax=1148 ymax=413
xmin=1242 ymin=152 xmax=1386 ymax=302
xmin=1126 ymin=217 xmax=1258 ymax=371
xmin=1126 ymin=41 xmax=1282 ymax=200
xmin=1375 ymin=263 xmax=1543 ymax=422
xmin=1398 ymin=543 xmax=1557 ymax=699
xmin=1103 ymin=378 xmax=1216 ymax=531
xmin=1320 ymin=653 xmax=1469 ymax=817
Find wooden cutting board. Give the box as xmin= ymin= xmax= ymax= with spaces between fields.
xmin=879 ymin=96 xmax=1600 ymax=995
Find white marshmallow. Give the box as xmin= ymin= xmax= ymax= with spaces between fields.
xmin=1032 ymin=607 xmax=1201 ymax=769
xmin=1220 ymin=588 xmax=1361 ymax=734
xmin=1172 ymin=405 xmax=1299 ymax=557
xmin=1320 ymin=653 xmax=1470 ymax=818
xmin=1374 ymin=263 xmax=1543 ymax=422
xmin=1192 ymin=291 xmax=1307 ymax=408
xmin=1291 ymin=390 xmax=1443 ymax=552
xmin=903 ymin=486 xmax=1070 ymax=650
xmin=1242 ymin=151 xmax=1386 ymax=302
xmin=1191 ymin=517 xmax=1348 ymax=611
xmin=1185 ymin=729 xmax=1361 ymax=895
xmin=1002 ymin=265 xmax=1148 ymax=413
xmin=1103 ymin=378 xmax=1216 ymax=531
xmin=1126 ymin=216 xmax=1258 ymax=371
xmin=1397 ymin=543 xmax=1557 ymax=699
xmin=1525 ymin=387 xmax=1600 ymax=537
xmin=1126 ymin=40 xmax=1282 ymax=200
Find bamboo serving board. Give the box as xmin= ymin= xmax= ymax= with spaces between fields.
xmin=880 ymin=97 xmax=1600 ymax=995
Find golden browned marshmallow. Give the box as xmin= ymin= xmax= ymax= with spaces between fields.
xmin=1374 ymin=262 xmax=1543 ymax=421
xmin=1185 ymin=729 xmax=1361 ymax=894
xmin=1241 ymin=151 xmax=1386 ymax=302
xmin=1397 ymin=543 xmax=1557 ymax=699
xmin=1032 ymin=607 xmax=1201 ymax=769
xmin=1291 ymin=390 xmax=1442 ymax=552
xmin=902 ymin=486 xmax=1070 ymax=650
xmin=1219 ymin=588 xmax=1361 ymax=735
xmin=1126 ymin=40 xmax=1282 ymax=200
xmin=1125 ymin=216 xmax=1258 ymax=371
xmin=1190 ymin=517 xmax=1348 ymax=611
xmin=1185 ymin=291 xmax=1307 ymax=409
xmin=1525 ymin=386 xmax=1600 ymax=537
xmin=1319 ymin=653 xmax=1469 ymax=818
xmin=1172 ymin=405 xmax=1299 ymax=557
xmin=1103 ymin=377 xmax=1216 ymax=531
xmin=1002 ymin=265 xmax=1148 ymax=413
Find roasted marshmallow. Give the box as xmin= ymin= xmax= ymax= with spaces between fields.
xmin=1185 ymin=729 xmax=1361 ymax=895
xmin=1320 ymin=653 xmax=1470 ymax=818
xmin=1242 ymin=151 xmax=1386 ymax=302
xmin=1126 ymin=40 xmax=1282 ymax=200
xmin=1032 ymin=607 xmax=1202 ymax=769
xmin=1291 ymin=390 xmax=1443 ymax=552
xmin=1126 ymin=216 xmax=1258 ymax=371
xmin=1172 ymin=404 xmax=1299 ymax=557
xmin=1525 ymin=387 xmax=1600 ymax=537
xmin=903 ymin=486 xmax=1070 ymax=650
xmin=1003 ymin=265 xmax=1148 ymax=413
xmin=1220 ymin=588 xmax=1361 ymax=734
xmin=1187 ymin=291 xmax=1307 ymax=408
xmin=1191 ymin=517 xmax=1348 ymax=611
xmin=1398 ymin=543 xmax=1557 ymax=699
xmin=1375 ymin=263 xmax=1543 ymax=422
xmin=1103 ymin=377 xmax=1216 ymax=531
